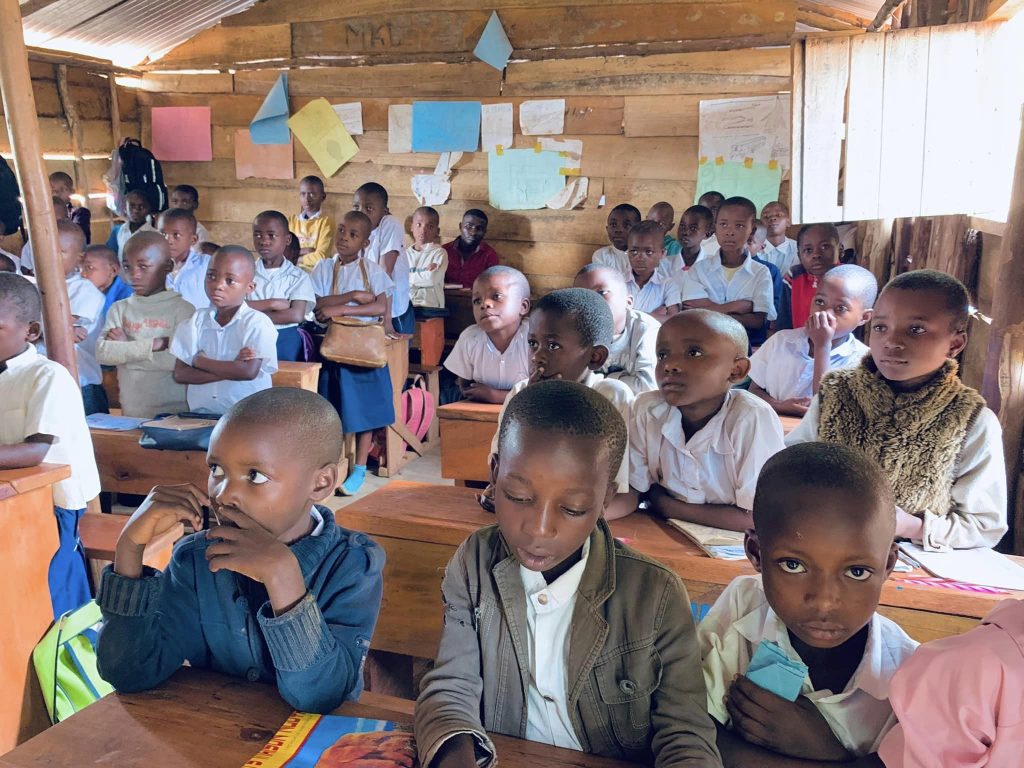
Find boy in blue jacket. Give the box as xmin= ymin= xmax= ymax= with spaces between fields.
xmin=96 ymin=388 xmax=384 ymax=713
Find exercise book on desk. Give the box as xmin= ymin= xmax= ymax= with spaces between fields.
xmin=899 ymin=542 xmax=1024 ymax=591
xmin=85 ymin=413 xmax=147 ymax=431
xmin=244 ymin=711 xmax=417 ymax=767
xmin=666 ymin=520 xmax=748 ymax=560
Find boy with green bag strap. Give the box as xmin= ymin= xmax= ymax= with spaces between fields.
xmin=32 ymin=601 xmax=113 ymax=723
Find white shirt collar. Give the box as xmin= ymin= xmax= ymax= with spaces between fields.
xmin=715 ymin=250 xmax=756 ymax=274
xmin=309 ymin=505 xmax=325 ymax=537
xmin=2 ymin=343 xmax=38 ymax=373
xmin=660 ymin=389 xmax=736 ymax=455
xmin=201 ymin=301 xmax=254 ymax=329
xmin=519 ymin=537 xmax=591 ymax=606
xmin=300 ymin=210 xmax=322 ymax=221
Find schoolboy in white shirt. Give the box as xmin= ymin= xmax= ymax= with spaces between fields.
xmin=702 ymin=443 xmax=917 ymax=763
xmin=697 ymin=191 xmax=724 ymax=257
xmin=760 ymin=201 xmax=799 ymax=275
xmin=591 ymin=203 xmax=640 ymax=278
xmin=625 ymin=220 xmax=681 ymax=321
xmin=353 ymin=182 xmax=411 ymax=335
xmin=171 ymin=246 xmax=278 ymax=415
xmin=160 ymin=208 xmax=210 ymax=310
xmin=0 ymin=273 xmax=100 ymax=619
xmin=169 ymin=185 xmax=212 ymax=244
xmin=574 ymin=264 xmax=659 ymax=394
xmin=630 ymin=311 xmax=784 ymax=532
xmin=407 ymin=206 xmax=448 ymax=312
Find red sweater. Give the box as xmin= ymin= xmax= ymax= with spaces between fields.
xmin=443 ymin=240 xmax=499 ymax=288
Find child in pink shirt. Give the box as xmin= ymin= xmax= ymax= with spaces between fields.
xmin=878 ymin=599 xmax=1024 ymax=767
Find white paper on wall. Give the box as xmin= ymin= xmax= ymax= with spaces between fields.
xmin=519 ymin=99 xmax=565 ymax=136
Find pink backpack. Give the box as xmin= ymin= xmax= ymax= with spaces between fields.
xmin=371 ymin=375 xmax=435 ymax=460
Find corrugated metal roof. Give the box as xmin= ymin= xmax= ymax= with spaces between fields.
xmin=21 ymin=0 xmax=260 ymax=67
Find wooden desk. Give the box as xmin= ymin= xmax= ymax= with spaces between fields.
xmin=438 ymin=405 xmax=805 ymax=485
xmin=0 ymin=464 xmax=70 ymax=752
xmin=338 ymin=482 xmax=1019 ymax=662
xmin=0 ymin=668 xmax=633 ymax=768
xmin=443 ymin=287 xmax=474 ymax=341
xmin=271 ymin=360 xmax=321 ymax=392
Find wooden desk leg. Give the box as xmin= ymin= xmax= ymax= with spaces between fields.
xmin=424 ymin=372 xmax=440 ymax=443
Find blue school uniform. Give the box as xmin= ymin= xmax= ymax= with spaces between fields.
xmin=101 ymin=275 xmax=134 ymax=319
xmin=310 ymin=256 xmax=397 ymax=433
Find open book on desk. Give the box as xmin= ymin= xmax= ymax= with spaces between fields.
xmin=665 ymin=520 xmax=747 ymax=560
xmin=899 ymin=542 xmax=1024 ymax=591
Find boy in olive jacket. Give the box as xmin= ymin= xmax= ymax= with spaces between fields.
xmin=414 ymin=381 xmax=721 ymax=767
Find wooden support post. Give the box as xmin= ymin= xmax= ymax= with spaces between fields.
xmin=981 ymin=108 xmax=1024 ymax=553
xmin=56 ymin=65 xmax=91 ymax=214
xmin=0 ymin=0 xmax=76 ymax=377
xmin=109 ymin=76 xmax=121 ymax=147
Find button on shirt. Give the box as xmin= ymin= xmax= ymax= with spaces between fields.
xmin=520 ymin=538 xmax=590 ymax=751
xmin=0 ymin=345 xmax=100 ymax=509
xmin=169 ymin=303 xmax=278 ymax=414
xmin=444 ymin=322 xmax=530 ymax=390
xmin=249 ymin=259 xmax=317 ymax=330
xmin=629 ymin=388 xmax=784 ymax=510
xmin=680 ymin=252 xmax=777 ymax=321
xmin=700 ymin=575 xmax=918 ymax=756
xmin=365 ymin=215 xmax=409 ymax=318
xmin=167 ymin=250 xmax=212 ymax=310
xmin=748 ymin=328 xmax=869 ymax=401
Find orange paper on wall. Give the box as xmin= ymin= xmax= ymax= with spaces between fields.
xmin=234 ymin=130 xmax=294 ymax=180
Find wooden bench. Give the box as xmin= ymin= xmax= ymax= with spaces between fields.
xmin=337 ymin=482 xmax=1019 ymax=664
xmin=411 ymin=317 xmax=445 ymax=368
xmin=438 ymin=404 xmax=803 ymax=485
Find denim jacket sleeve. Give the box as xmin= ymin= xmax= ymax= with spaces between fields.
xmin=95 ymin=539 xmax=207 ymax=693
xmin=257 ymin=536 xmax=384 ymax=714
xmin=415 ymin=539 xmax=497 ymax=767
xmin=650 ymin=575 xmax=724 ymax=767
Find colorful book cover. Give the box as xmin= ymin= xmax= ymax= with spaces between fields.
xmin=244 ymin=711 xmax=418 ymax=767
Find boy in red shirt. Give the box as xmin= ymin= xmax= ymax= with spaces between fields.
xmin=443 ymin=209 xmax=499 ymax=288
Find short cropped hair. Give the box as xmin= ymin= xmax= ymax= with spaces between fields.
xmin=0 ymin=253 xmax=16 ymax=272
xmin=343 ymin=210 xmax=373 ymax=236
xmin=171 ymin=184 xmax=199 ymax=204
xmin=158 ymin=208 xmax=197 ymax=230
xmin=824 ymin=264 xmax=878 ymax=308
xmin=683 ymin=205 xmax=714 ymax=228
xmin=753 ymin=442 xmax=895 ymax=537
xmin=610 ymin=203 xmax=641 ymax=222
xmin=49 ymin=171 xmax=73 ymax=187
xmin=124 ymin=231 xmax=169 ymax=260
xmin=762 ymin=200 xmax=790 ymax=215
xmin=57 ymin=219 xmax=86 ymax=249
xmin=718 ymin=196 xmax=757 ymax=220
xmin=628 ymin=220 xmax=665 ymax=241
xmin=213 ymin=245 xmax=256 ymax=280
xmin=0 ymin=272 xmax=41 ymax=323
xmin=125 ymin=189 xmax=154 ymax=210
xmin=463 ymin=208 xmax=488 ymax=225
xmin=300 ymin=175 xmax=325 ymax=192
xmin=665 ymin=308 xmax=749 ymax=358
xmin=575 ymin=263 xmax=626 ymax=288
xmin=884 ymin=268 xmax=971 ymax=332
xmin=797 ymin=222 xmax=841 ymax=247
xmin=498 ymin=379 xmax=626 ymax=481
xmin=534 ymin=287 xmax=614 ymax=348
xmin=698 ymin=190 xmax=725 ymax=205
xmin=414 ymin=206 xmax=440 ymax=224
xmin=475 ymin=265 xmax=530 ymax=297
xmin=254 ymin=210 xmax=289 ymax=230
xmin=83 ymin=244 xmax=119 ymax=267
xmin=356 ymin=182 xmax=388 ymax=206
xmin=220 ymin=388 xmax=343 ymax=469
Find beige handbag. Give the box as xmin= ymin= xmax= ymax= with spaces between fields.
xmin=319 ymin=258 xmax=388 ymax=368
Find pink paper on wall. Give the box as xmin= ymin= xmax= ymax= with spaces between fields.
xmin=151 ymin=106 xmax=212 ymax=162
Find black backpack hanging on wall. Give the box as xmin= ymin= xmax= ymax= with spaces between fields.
xmin=0 ymin=156 xmax=23 ymax=237
xmin=105 ymin=138 xmax=167 ymax=217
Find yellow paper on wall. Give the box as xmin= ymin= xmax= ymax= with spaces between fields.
xmin=287 ymin=98 xmax=358 ymax=177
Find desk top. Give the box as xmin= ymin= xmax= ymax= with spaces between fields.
xmin=0 ymin=464 xmax=70 ymax=502
xmin=338 ymin=482 xmax=1018 ymax=621
xmin=0 ymin=668 xmax=632 ymax=768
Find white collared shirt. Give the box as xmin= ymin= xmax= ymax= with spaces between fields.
xmin=364 ymin=215 xmax=409 ymax=318
xmin=299 ymin=210 xmax=322 ymax=221
xmin=626 ymin=270 xmax=681 ymax=314
xmin=592 ymin=245 xmax=629 ymax=278
xmin=680 ymin=252 xmax=777 ymax=321
xmin=0 ymin=345 xmax=100 ymax=509
xmin=761 ymin=237 xmax=798 ymax=275
xmin=66 ymin=273 xmax=105 ymax=386
xmin=166 ymin=250 xmax=212 ymax=310
xmin=749 ymin=329 xmax=869 ymax=401
xmin=493 ymin=371 xmax=634 ymax=493
xmin=786 ymin=397 xmax=1008 ymax=551
xmin=629 ymin=388 xmax=784 ymax=510
xmin=249 ymin=259 xmax=316 ymax=330
xmin=194 ymin=220 xmax=211 ymax=245
xmin=169 ymin=303 xmax=278 ymax=414
xmin=116 ymin=221 xmax=156 ymax=262
xmin=520 ymin=537 xmax=590 ymax=751
xmin=601 ymin=308 xmax=660 ymax=395
xmin=310 ymin=256 xmax=394 ymax=324
xmin=700 ymin=234 xmax=719 ymax=257
xmin=699 ymin=575 xmax=918 ymax=756
xmin=444 ymin=322 xmax=530 ymax=390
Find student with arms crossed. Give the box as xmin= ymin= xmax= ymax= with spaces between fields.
xmin=96 ymin=388 xmax=384 ymax=714
xmin=630 ymin=310 xmax=784 ymax=532
xmin=407 ymin=206 xmax=448 ymax=315
xmin=353 ymin=182 xmax=412 ymax=335
xmin=444 ymin=265 xmax=531 ymax=404
xmin=289 ymin=176 xmax=335 ymax=273
xmin=702 ymin=443 xmax=918 ymax=765
xmin=415 ymin=381 xmax=722 ymax=768
xmin=787 ymin=269 xmax=1007 ymax=551
xmin=574 ymin=264 xmax=659 ymax=394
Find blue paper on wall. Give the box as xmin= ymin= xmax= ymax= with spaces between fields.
xmin=411 ymin=102 xmax=481 ymax=152
xmin=488 ymin=148 xmax=566 ymax=211
xmin=250 ymin=73 xmax=290 ymax=145
xmin=473 ymin=11 xmax=513 ymax=71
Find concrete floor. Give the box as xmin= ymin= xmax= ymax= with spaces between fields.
xmin=325 ymin=442 xmax=450 ymax=512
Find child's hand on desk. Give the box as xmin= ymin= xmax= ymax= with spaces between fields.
xmin=151 ymin=336 xmax=169 ymax=352
xmin=461 ymin=381 xmax=498 ymax=402
xmin=726 ymin=676 xmax=852 ymax=761
xmin=806 ymin=311 xmax=837 ymax=349
xmin=235 ymin=346 xmax=257 ymax=362
xmin=777 ymin=397 xmax=811 ymax=417
xmin=115 ymin=484 xmax=208 ymax=579
xmin=206 ymin=506 xmax=306 ymax=613
xmin=105 ymin=327 xmax=127 ymax=341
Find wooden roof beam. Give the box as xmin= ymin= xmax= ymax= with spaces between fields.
xmin=985 ymin=0 xmax=1024 ymax=19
